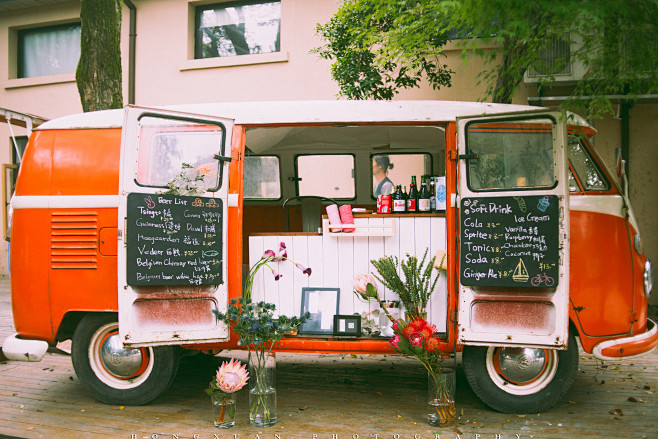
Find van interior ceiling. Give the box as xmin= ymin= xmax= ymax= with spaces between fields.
xmin=241 ymin=124 xmax=448 ymax=263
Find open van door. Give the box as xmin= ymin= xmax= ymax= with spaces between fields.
xmin=456 ymin=110 xmax=570 ymax=349
xmin=456 ymin=110 xmax=576 ymax=414
xmin=118 ymin=106 xmax=234 ymax=347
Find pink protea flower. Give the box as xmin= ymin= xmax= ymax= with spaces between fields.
xmin=215 ymin=359 xmax=249 ymax=393
xmin=409 ymin=332 xmax=424 ymax=347
xmin=389 ymin=335 xmax=401 ymax=349
xmin=352 ymin=273 xmax=377 ymax=294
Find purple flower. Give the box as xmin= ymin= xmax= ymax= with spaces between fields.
xmin=279 ymin=242 xmax=286 ymax=252
xmin=295 ymin=263 xmax=312 ymax=276
xmin=272 ymin=250 xmax=288 ymax=262
xmin=389 ymin=335 xmax=400 ymax=348
xmin=262 ymin=249 xmax=276 ymax=259
xmin=272 ymin=270 xmax=282 ymax=281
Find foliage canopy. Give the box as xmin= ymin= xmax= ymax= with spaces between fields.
xmin=315 ymin=0 xmax=658 ymax=117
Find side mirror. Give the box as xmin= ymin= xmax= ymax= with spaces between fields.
xmin=615 ymin=148 xmax=629 ymax=199
xmin=615 ymin=148 xmax=625 ymax=178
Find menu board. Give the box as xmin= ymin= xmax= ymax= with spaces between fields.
xmin=126 ymin=193 xmax=223 ymax=286
xmin=460 ymin=195 xmax=559 ymax=288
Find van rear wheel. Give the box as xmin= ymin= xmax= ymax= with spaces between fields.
xmin=462 ymin=332 xmax=578 ymax=413
xmin=71 ymin=313 xmax=180 ymax=405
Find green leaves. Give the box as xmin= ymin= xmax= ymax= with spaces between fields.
xmin=314 ymin=0 xmax=453 ymax=100
xmin=370 ymin=248 xmax=439 ymax=315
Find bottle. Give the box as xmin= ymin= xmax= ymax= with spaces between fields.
xmin=392 ymin=185 xmax=406 ymax=212
xmin=418 ymin=175 xmax=431 ymax=212
xmin=429 ymin=177 xmax=437 ymax=211
xmin=406 ymin=176 xmax=418 ymax=213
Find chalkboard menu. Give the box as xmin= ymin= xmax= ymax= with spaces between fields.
xmin=460 ymin=195 xmax=559 ymax=288
xmin=126 ymin=193 xmax=223 ymax=286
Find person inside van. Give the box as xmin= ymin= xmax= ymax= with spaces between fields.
xmin=373 ymin=155 xmax=394 ymax=196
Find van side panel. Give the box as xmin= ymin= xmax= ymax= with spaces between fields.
xmin=51 ymin=129 xmax=121 ymax=195
xmin=11 ymin=128 xmax=122 ymax=342
xmin=570 ymin=210 xmax=634 ymax=341
xmin=10 ymin=208 xmax=54 ymax=340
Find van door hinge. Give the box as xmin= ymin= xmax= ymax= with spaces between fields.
xmin=448 ymin=150 xmax=459 ymax=160
xmin=629 ymin=311 xmax=638 ymax=323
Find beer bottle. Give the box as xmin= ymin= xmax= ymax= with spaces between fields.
xmin=418 ymin=175 xmax=431 ymax=212
xmin=407 ymin=176 xmax=418 ymax=212
xmin=429 ymin=177 xmax=437 ymax=211
xmin=392 ymin=185 xmax=406 ymax=212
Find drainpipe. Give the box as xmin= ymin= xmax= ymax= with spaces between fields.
xmin=124 ymin=0 xmax=136 ymax=105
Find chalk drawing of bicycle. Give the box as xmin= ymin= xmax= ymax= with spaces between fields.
xmin=531 ymin=272 xmax=555 ymax=287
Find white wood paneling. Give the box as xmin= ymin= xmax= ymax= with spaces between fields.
xmin=247 ymin=216 xmax=447 ymax=331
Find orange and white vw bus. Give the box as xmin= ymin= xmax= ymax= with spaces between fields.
xmin=4 ymin=101 xmax=655 ymax=413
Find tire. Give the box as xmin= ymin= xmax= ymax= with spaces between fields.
xmin=462 ymin=332 xmax=578 ymax=413
xmin=71 ymin=313 xmax=180 ymax=405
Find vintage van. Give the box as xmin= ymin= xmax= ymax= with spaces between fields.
xmin=3 ymin=101 xmax=656 ymax=413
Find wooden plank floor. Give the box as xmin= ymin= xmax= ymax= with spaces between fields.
xmin=1 ymin=278 xmax=656 ymax=439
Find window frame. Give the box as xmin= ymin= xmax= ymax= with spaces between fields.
xmin=369 ymin=152 xmax=434 ymax=200
xmin=464 ymin=116 xmax=559 ymax=193
xmin=243 ymin=154 xmax=283 ymax=201
xmin=294 ymin=153 xmax=357 ymax=200
xmin=194 ymin=0 xmax=282 ymax=60
xmin=16 ymin=21 xmax=81 ymax=79
xmin=567 ymin=134 xmax=611 ymax=193
xmin=133 ymin=113 xmax=228 ymax=192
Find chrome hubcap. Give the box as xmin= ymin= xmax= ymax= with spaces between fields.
xmin=99 ymin=332 xmax=144 ymax=378
xmin=498 ymin=348 xmax=547 ymax=384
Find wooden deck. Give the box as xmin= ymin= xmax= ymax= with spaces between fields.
xmin=1 ymin=278 xmax=656 ymax=439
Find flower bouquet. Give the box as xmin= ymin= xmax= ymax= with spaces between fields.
xmin=205 ymin=359 xmax=249 ymax=428
xmin=213 ymin=242 xmax=310 ymax=427
xmin=371 ymin=248 xmax=444 ymax=320
xmin=389 ymin=318 xmax=455 ymax=426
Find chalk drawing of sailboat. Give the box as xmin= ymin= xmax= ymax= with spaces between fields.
xmin=513 ymin=258 xmax=529 ymax=283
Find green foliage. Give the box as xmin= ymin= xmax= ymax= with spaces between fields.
xmin=315 ymin=0 xmax=658 ymax=117
xmin=213 ymin=298 xmax=309 ymax=349
xmin=370 ymin=248 xmax=439 ymax=317
xmin=314 ymin=0 xmax=453 ymax=99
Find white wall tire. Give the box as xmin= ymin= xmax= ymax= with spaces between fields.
xmin=463 ymin=332 xmax=578 ymax=413
xmin=71 ymin=314 xmax=180 ymax=405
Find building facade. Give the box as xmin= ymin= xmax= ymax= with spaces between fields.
xmin=1 ymin=0 xmax=656 ymax=304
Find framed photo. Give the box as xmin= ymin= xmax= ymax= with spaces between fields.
xmin=333 ymin=315 xmax=361 ymax=337
xmin=299 ymin=287 xmax=340 ymax=335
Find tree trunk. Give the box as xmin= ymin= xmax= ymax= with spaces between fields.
xmin=76 ymin=0 xmax=123 ymax=112
xmin=491 ymin=35 xmax=529 ymax=104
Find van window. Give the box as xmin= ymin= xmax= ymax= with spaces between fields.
xmin=135 ymin=117 xmax=225 ymax=191
xmin=244 ymin=156 xmax=281 ymax=199
xmin=372 ymin=153 xmax=432 ymax=197
xmin=296 ymin=155 xmax=355 ymax=199
xmin=466 ymin=119 xmax=555 ymax=190
xmin=568 ymin=137 xmax=609 ymax=191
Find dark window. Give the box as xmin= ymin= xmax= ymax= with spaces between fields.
xmin=195 ymin=1 xmax=281 ymax=59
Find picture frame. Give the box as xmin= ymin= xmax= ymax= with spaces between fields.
xmin=333 ymin=314 xmax=361 ymax=337
xmin=299 ymin=287 xmax=340 ymax=335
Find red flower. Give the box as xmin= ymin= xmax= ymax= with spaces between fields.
xmin=426 ymin=336 xmax=440 ymax=351
xmin=402 ymin=324 xmax=415 ymax=339
xmin=410 ymin=319 xmax=426 ymax=331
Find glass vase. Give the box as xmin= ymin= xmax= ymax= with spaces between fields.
xmin=211 ymin=393 xmax=236 ymax=428
xmin=428 ymin=367 xmax=456 ymax=426
xmin=379 ymin=301 xmax=399 ymax=337
xmin=248 ymin=353 xmax=277 ymax=427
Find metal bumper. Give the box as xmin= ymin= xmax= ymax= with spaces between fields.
xmin=592 ymin=318 xmax=658 ymax=361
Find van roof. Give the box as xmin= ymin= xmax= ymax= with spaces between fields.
xmin=35 ymin=100 xmax=590 ymax=131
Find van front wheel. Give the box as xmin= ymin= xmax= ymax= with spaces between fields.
xmin=462 ymin=333 xmax=578 ymax=413
xmin=71 ymin=314 xmax=180 ymax=405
